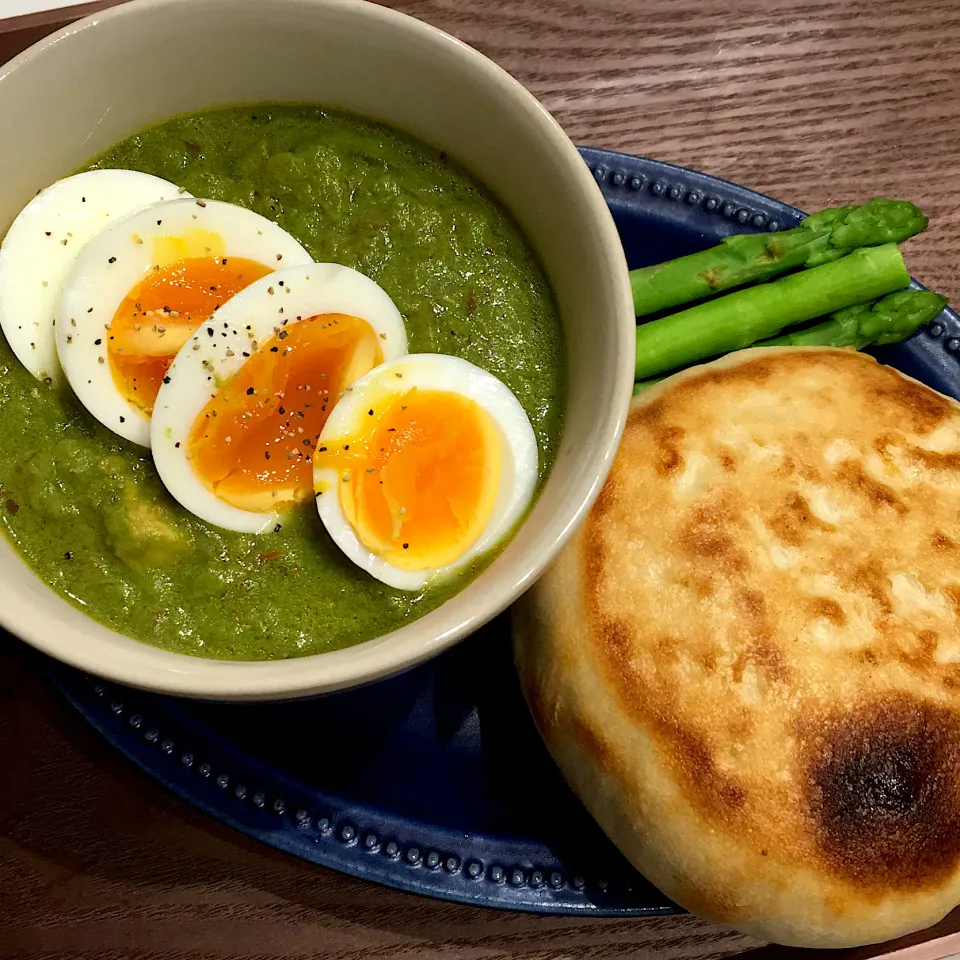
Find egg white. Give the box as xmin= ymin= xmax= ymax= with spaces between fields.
xmin=151 ymin=262 xmax=409 ymax=534
xmin=314 ymin=353 xmax=538 ymax=591
xmin=0 ymin=170 xmax=190 ymax=384
xmin=55 ymin=197 xmax=312 ymax=447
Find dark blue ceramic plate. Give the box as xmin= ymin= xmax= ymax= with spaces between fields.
xmin=45 ymin=148 xmax=960 ymax=917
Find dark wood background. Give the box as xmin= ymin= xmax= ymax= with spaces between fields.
xmin=3 ymin=1 xmax=960 ymax=957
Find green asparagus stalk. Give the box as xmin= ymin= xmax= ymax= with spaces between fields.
xmin=755 ymin=289 xmax=946 ymax=348
xmin=632 ymin=288 xmax=945 ymax=393
xmin=634 ymin=243 xmax=910 ymax=381
xmin=630 ymin=198 xmax=927 ymax=317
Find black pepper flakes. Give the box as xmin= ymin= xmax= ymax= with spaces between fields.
xmin=264 ymin=450 xmax=271 ymax=460
xmin=63 ymin=551 xmax=73 ymax=560
xmin=246 ymin=387 xmax=255 ymax=395
xmin=175 ymin=442 xmax=181 ymax=448
xmin=108 ymin=256 xmax=116 ymax=264
xmin=207 ymin=327 xmax=214 ymax=337
xmin=162 ymin=376 xmax=171 ymax=384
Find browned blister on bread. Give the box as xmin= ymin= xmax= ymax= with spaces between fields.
xmin=514 ymin=347 xmax=960 ymax=947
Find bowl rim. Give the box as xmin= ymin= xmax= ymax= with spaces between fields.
xmin=0 ymin=0 xmax=635 ymax=700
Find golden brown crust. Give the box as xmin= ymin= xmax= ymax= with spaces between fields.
xmin=514 ymin=348 xmax=960 ymax=947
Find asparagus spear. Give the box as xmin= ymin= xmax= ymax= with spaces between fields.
xmin=632 ymin=288 xmax=946 ymax=393
xmin=630 ymin=198 xmax=927 ymax=317
xmin=633 ymin=378 xmax=662 ymax=395
xmin=634 ymin=243 xmax=909 ymax=381
xmin=755 ymin=288 xmax=947 ymax=348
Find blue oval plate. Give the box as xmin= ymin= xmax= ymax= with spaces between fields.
xmin=44 ymin=147 xmax=960 ymax=917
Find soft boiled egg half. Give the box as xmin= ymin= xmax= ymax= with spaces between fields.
xmin=151 ymin=262 xmax=408 ymax=534
xmin=55 ymin=197 xmax=312 ymax=446
xmin=314 ymin=354 xmax=538 ymax=591
xmin=0 ymin=169 xmax=190 ymax=384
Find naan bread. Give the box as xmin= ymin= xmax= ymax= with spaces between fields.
xmin=514 ymin=347 xmax=960 ymax=947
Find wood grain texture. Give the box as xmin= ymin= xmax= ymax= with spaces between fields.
xmin=2 ymin=1 xmax=960 ymax=957
xmin=379 ymin=0 xmax=960 ymax=307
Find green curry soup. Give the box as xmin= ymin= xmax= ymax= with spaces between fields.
xmin=0 ymin=106 xmax=566 ymax=660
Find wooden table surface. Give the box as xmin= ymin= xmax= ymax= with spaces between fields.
xmin=3 ymin=1 xmax=960 ymax=958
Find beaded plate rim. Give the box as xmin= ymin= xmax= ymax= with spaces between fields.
xmin=43 ymin=147 xmax=960 ymax=917
xmin=580 ymin=145 xmax=805 ymax=233
xmin=48 ymin=662 xmax=673 ymax=914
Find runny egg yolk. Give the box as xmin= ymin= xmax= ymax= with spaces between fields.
xmin=187 ymin=314 xmax=383 ymax=512
xmin=315 ymin=389 xmax=502 ymax=572
xmin=108 ymin=255 xmax=272 ymax=413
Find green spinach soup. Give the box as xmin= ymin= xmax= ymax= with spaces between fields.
xmin=0 ymin=106 xmax=565 ymax=660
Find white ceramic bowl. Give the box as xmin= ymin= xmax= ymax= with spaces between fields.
xmin=0 ymin=0 xmax=634 ymax=700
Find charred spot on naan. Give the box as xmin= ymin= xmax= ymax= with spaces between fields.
xmin=677 ymin=498 xmax=749 ymax=575
xmin=801 ymin=696 xmax=960 ymax=891
xmin=731 ymin=588 xmax=789 ymax=684
xmin=652 ymin=714 xmax=747 ymax=814
xmin=835 ymin=461 xmax=908 ymax=515
xmin=808 ymin=596 xmax=846 ymax=626
xmin=901 ymin=445 xmax=960 ymax=475
xmin=868 ymin=369 xmax=956 ymax=435
xmin=631 ymin=401 xmax=687 ymax=477
xmin=768 ymin=491 xmax=835 ymax=546
xmin=932 ymin=530 xmax=958 ymax=550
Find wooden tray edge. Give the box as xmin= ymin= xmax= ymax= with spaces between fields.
xmin=0 ymin=1 xmax=124 ymax=63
